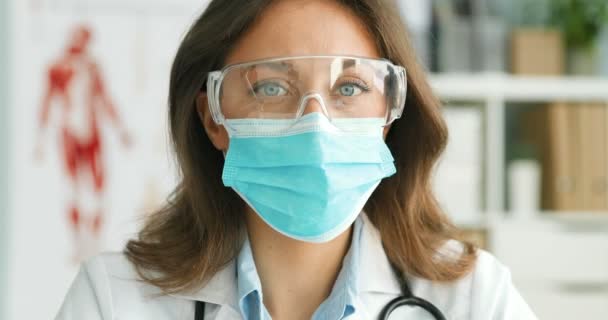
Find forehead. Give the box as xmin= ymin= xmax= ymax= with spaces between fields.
xmin=225 ymin=0 xmax=381 ymax=66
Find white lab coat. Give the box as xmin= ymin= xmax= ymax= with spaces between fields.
xmin=55 ymin=214 xmax=538 ymax=319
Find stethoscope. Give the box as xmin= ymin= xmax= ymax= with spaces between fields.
xmin=193 ymin=262 xmax=446 ymax=320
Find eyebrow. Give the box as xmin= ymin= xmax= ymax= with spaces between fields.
xmin=256 ymin=61 xmax=292 ymax=73
xmin=252 ymin=62 xmax=301 ymax=81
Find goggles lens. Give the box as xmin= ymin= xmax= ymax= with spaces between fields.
xmin=208 ymin=56 xmax=406 ymax=130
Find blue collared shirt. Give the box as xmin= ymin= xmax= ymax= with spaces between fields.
xmin=236 ymin=216 xmax=363 ymax=320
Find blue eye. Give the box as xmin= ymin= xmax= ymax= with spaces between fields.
xmin=255 ymin=82 xmax=287 ymax=97
xmin=339 ymin=84 xmax=364 ymax=97
xmin=339 ymin=84 xmax=359 ymax=96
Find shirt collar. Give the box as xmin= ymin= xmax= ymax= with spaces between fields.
xmin=309 ymin=214 xmax=362 ymax=319
xmin=235 ymin=236 xmax=268 ymax=319
xmin=168 ymin=212 xmax=402 ymax=309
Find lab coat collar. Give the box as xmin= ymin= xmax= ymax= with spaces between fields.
xmin=168 ymin=259 xmax=239 ymax=309
xmin=168 ymin=212 xmax=402 ymax=307
xmin=358 ymin=213 xmax=403 ymax=295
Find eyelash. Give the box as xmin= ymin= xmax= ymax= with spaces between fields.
xmin=249 ymin=78 xmax=372 ymax=96
xmin=336 ymin=79 xmax=371 ymax=92
xmin=250 ymin=80 xmax=290 ymax=96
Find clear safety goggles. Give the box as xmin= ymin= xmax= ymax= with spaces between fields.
xmin=206 ymin=55 xmax=407 ymax=132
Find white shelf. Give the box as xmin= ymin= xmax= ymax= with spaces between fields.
xmin=429 ymin=73 xmax=608 ymax=102
xmin=454 ymin=211 xmax=608 ymax=231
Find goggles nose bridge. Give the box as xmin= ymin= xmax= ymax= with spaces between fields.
xmin=295 ymin=92 xmax=332 ymax=121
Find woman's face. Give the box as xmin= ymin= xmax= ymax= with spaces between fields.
xmin=201 ymin=0 xmax=383 ymax=151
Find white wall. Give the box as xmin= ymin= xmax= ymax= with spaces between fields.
xmin=1 ymin=0 xmax=10 ymax=318
xmin=5 ymin=1 xmax=207 ymax=318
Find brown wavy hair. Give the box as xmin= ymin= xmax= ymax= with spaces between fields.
xmin=125 ymin=0 xmax=477 ymax=293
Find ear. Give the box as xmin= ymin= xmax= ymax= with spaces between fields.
xmin=196 ymin=92 xmax=229 ymax=151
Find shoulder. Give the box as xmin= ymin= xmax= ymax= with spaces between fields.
xmin=432 ymin=239 xmax=514 ymax=293
xmin=465 ymin=248 xmax=537 ymax=319
xmin=84 ymin=251 xmax=166 ymax=299
xmin=84 ymin=251 xmax=143 ymax=281
xmin=410 ymin=241 xmax=537 ymax=320
xmin=441 ymin=240 xmax=512 ymax=286
xmin=54 ymin=252 xmax=193 ymax=320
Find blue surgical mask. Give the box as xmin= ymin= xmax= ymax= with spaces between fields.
xmin=222 ymin=112 xmax=396 ymax=243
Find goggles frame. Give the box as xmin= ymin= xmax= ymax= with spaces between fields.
xmin=206 ymin=55 xmax=407 ymax=128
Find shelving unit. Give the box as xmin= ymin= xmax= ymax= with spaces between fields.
xmin=430 ymin=73 xmax=608 ymax=102
xmin=429 ymin=73 xmax=608 ymax=320
xmin=429 ymin=73 xmax=608 ymax=216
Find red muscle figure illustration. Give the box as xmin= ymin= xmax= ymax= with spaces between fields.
xmin=36 ymin=25 xmax=131 ymax=262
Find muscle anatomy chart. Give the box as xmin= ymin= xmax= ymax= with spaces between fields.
xmin=36 ymin=25 xmax=131 ymax=262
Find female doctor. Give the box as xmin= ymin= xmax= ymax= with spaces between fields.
xmin=56 ymin=0 xmax=538 ymax=319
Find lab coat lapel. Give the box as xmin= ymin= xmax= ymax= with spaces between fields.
xmin=358 ymin=213 xmax=402 ymax=295
xmin=168 ymin=212 xmax=405 ymax=319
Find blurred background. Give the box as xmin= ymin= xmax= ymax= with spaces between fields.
xmin=1 ymin=0 xmax=608 ymax=319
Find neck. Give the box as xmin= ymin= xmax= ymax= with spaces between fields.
xmin=245 ymin=209 xmax=353 ymax=320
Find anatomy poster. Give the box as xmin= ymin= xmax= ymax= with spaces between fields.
xmin=37 ymin=24 xmax=133 ymax=262
xmin=6 ymin=1 xmax=208 ymax=319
